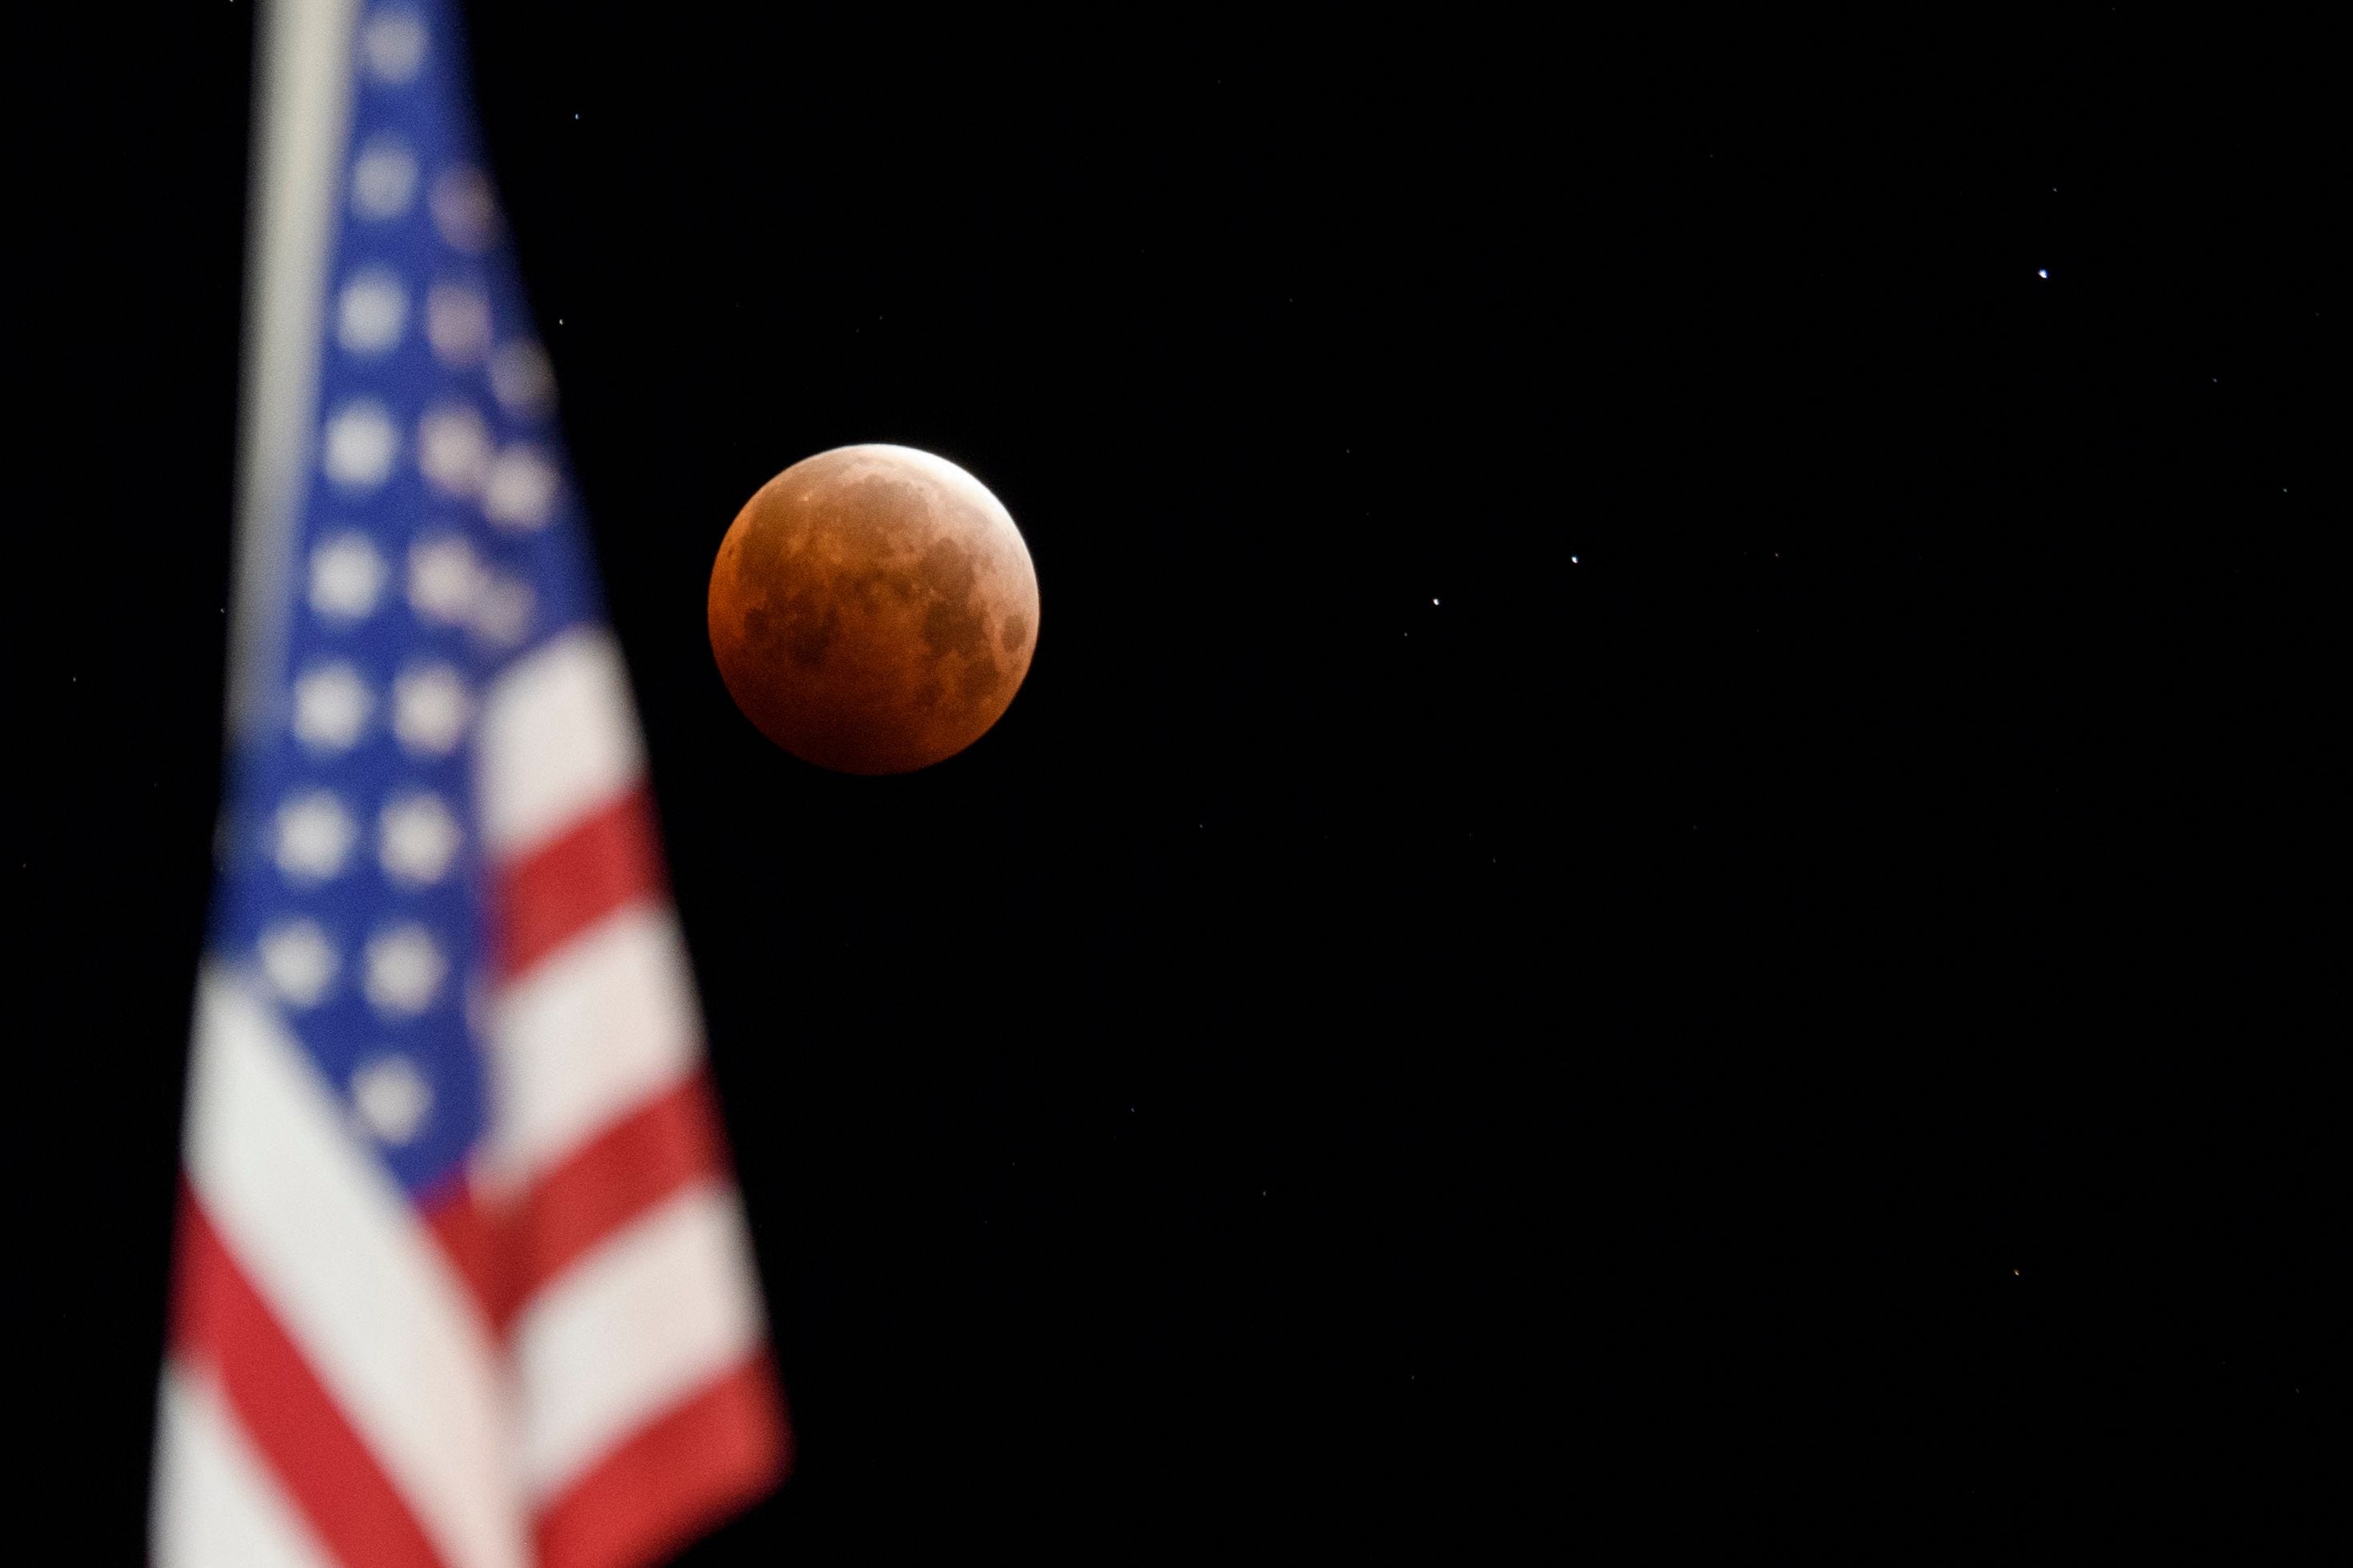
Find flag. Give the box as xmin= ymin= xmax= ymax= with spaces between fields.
xmin=152 ymin=4 xmax=789 ymax=1564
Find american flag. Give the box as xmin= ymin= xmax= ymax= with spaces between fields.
xmin=152 ymin=4 xmax=789 ymax=1564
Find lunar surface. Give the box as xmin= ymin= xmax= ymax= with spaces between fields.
xmin=708 ymin=445 xmax=1039 ymax=774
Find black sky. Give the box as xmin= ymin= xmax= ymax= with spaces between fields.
xmin=13 ymin=4 xmax=2338 ymax=1556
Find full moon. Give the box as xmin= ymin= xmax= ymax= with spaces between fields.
xmin=707 ymin=445 xmax=1040 ymax=774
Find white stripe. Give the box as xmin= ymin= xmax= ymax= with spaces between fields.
xmin=228 ymin=0 xmax=359 ymax=744
xmin=153 ymin=1357 xmax=335 ymax=1568
xmin=183 ymin=969 xmax=528 ymax=1568
xmin=477 ymin=629 xmax=647 ymax=857
xmin=511 ymin=1183 xmax=765 ymax=1500
xmin=484 ymin=903 xmax=702 ymax=1188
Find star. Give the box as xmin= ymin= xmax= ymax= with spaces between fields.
xmin=483 ymin=445 xmax=560 ymax=530
xmin=351 ymin=1055 xmax=434 ymax=1145
xmin=418 ymin=404 xmax=493 ymax=497
xmin=364 ymin=924 xmax=448 ymax=1018
xmin=489 ymin=341 xmax=555 ymax=413
xmin=322 ymin=399 xmax=398 ymax=490
xmin=309 ymin=533 xmax=387 ymax=623
xmin=409 ymin=535 xmax=484 ymax=625
xmin=349 ymin=136 xmax=419 ymax=221
xmin=470 ymin=575 xmax=535 ymax=647
xmin=360 ymin=7 xmax=428 ymax=84
xmin=337 ymin=268 xmax=407 ymax=357
xmin=379 ymin=793 xmax=462 ymax=887
xmin=391 ymin=663 xmax=472 ymax=756
xmin=274 ymin=791 xmax=357 ymax=883
xmin=258 ymin=919 xmax=338 ymax=1008
xmin=426 ymin=283 xmax=493 ymax=366
xmin=430 ymin=165 xmax=498 ymax=253
xmin=292 ymin=662 xmax=373 ymax=752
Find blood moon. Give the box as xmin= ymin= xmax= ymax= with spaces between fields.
xmin=708 ymin=445 xmax=1039 ymax=774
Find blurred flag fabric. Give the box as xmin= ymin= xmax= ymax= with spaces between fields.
xmin=152 ymin=3 xmax=789 ymax=1565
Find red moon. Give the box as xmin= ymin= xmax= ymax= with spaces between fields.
xmin=707 ymin=445 xmax=1039 ymax=774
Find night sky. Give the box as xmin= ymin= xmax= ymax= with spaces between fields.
xmin=17 ymin=4 xmax=2335 ymax=1556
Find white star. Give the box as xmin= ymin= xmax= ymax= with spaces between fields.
xmin=322 ymin=399 xmax=398 ymax=491
xmin=292 ymin=661 xmax=373 ymax=753
xmin=470 ymin=574 xmax=535 ymax=647
xmin=351 ymin=1054 xmax=434 ymax=1145
xmin=407 ymin=534 xmax=483 ymax=624
xmin=274 ymin=790 xmax=357 ymax=883
xmin=349 ymin=135 xmax=419 ymax=221
xmin=482 ymin=445 xmax=559 ymax=530
xmin=418 ymin=404 xmax=493 ymax=497
xmin=309 ymin=532 xmax=387 ymax=623
xmin=379 ymin=792 xmax=461 ymax=887
xmin=360 ymin=7 xmax=428 ymax=85
xmin=258 ymin=919 xmax=338 ymax=1008
xmin=337 ymin=268 xmax=407 ymax=357
xmin=392 ymin=663 xmax=471 ymax=756
xmin=365 ymin=924 xmax=447 ymax=1018
xmin=426 ymin=283 xmax=493 ymax=366
xmin=431 ymin=166 xmax=498 ymax=253
xmin=489 ymin=341 xmax=555 ymax=415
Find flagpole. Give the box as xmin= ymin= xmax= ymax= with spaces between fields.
xmin=228 ymin=0 xmax=359 ymax=748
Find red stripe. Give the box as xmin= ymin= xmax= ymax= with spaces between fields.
xmin=492 ymin=784 xmax=665 ymax=981
xmin=533 ymin=1352 xmax=791 ymax=1568
xmin=420 ymin=1171 xmax=498 ymax=1326
xmin=488 ymin=1073 xmax=725 ymax=1332
xmin=171 ymin=1183 xmax=448 ymax=1568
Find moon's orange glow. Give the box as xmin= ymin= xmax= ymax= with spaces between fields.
xmin=708 ymin=445 xmax=1039 ymax=774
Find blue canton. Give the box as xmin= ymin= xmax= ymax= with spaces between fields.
xmin=217 ymin=1 xmax=601 ymax=1200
